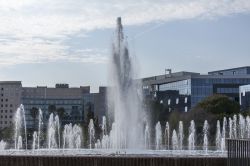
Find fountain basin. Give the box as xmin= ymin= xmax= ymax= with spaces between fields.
xmin=0 ymin=150 xmax=227 ymax=166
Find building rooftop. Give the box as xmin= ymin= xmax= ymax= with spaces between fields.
xmin=208 ymin=66 xmax=250 ymax=75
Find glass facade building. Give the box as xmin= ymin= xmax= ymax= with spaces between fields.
xmin=239 ymin=85 xmax=250 ymax=110
xmin=142 ymin=67 xmax=250 ymax=112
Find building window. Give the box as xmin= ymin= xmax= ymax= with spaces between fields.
xmin=1 ymin=88 xmax=3 ymax=90
xmin=176 ymin=98 xmax=179 ymax=104
xmin=5 ymin=110 xmax=7 ymax=113
xmin=5 ymin=104 xmax=8 ymax=107
xmin=5 ymin=121 xmax=7 ymax=124
xmin=185 ymin=106 xmax=188 ymax=112
xmin=5 ymin=116 xmax=7 ymax=118
xmin=1 ymin=99 xmax=3 ymax=102
xmin=10 ymin=104 xmax=13 ymax=107
xmin=184 ymin=97 xmax=188 ymax=103
xmin=10 ymin=110 xmax=12 ymax=113
xmin=5 ymin=99 xmax=8 ymax=102
xmin=9 ymin=116 xmax=12 ymax=118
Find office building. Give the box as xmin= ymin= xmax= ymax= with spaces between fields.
xmin=0 ymin=81 xmax=22 ymax=128
xmin=142 ymin=66 xmax=250 ymax=112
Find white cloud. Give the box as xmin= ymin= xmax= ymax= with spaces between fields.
xmin=0 ymin=0 xmax=249 ymax=66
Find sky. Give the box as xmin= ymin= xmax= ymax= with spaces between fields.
xmin=0 ymin=0 xmax=250 ymax=92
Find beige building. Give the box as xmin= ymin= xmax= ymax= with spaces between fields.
xmin=0 ymin=81 xmax=22 ymax=128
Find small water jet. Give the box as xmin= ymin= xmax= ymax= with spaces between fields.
xmin=155 ymin=122 xmax=162 ymax=150
xmin=188 ymin=120 xmax=196 ymax=150
xmin=47 ymin=113 xmax=60 ymax=149
xmin=203 ymin=120 xmax=209 ymax=152
xmin=32 ymin=131 xmax=38 ymax=150
xmin=88 ymin=119 xmax=95 ymax=149
xmin=144 ymin=124 xmax=150 ymax=149
xmin=216 ymin=120 xmax=221 ymax=151
xmin=178 ymin=121 xmax=184 ymax=150
xmin=0 ymin=140 xmax=6 ymax=150
xmin=165 ymin=122 xmax=170 ymax=149
xmin=14 ymin=104 xmax=27 ymax=150
xmin=172 ymin=130 xmax=178 ymax=150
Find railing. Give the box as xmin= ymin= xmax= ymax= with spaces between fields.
xmin=227 ymin=139 xmax=250 ymax=166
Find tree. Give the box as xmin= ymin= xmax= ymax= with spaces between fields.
xmin=56 ymin=107 xmax=65 ymax=119
xmin=48 ymin=105 xmax=56 ymax=114
xmin=197 ymin=94 xmax=240 ymax=117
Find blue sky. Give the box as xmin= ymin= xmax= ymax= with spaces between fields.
xmin=0 ymin=0 xmax=250 ymax=92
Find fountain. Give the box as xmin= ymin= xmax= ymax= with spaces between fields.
xmin=0 ymin=140 xmax=6 ymax=150
xmin=0 ymin=17 xmax=245 ymax=166
xmin=88 ymin=119 xmax=95 ymax=149
xmin=155 ymin=122 xmax=162 ymax=150
xmin=63 ymin=123 xmax=82 ymax=149
xmin=32 ymin=131 xmax=38 ymax=150
xmin=203 ymin=120 xmax=209 ymax=152
xmin=165 ymin=121 xmax=170 ymax=149
xmin=188 ymin=120 xmax=196 ymax=150
xmin=144 ymin=124 xmax=150 ymax=149
xmin=216 ymin=120 xmax=221 ymax=151
xmin=47 ymin=113 xmax=60 ymax=149
xmin=14 ymin=104 xmax=27 ymax=150
xmin=38 ymin=108 xmax=43 ymax=149
xmin=107 ymin=17 xmax=144 ymax=149
xmin=178 ymin=121 xmax=184 ymax=150
xmin=172 ymin=130 xmax=178 ymax=150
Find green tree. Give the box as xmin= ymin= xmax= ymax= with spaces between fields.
xmin=56 ymin=107 xmax=65 ymax=119
xmin=197 ymin=94 xmax=240 ymax=117
xmin=48 ymin=105 xmax=56 ymax=114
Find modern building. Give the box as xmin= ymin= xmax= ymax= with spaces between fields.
xmin=0 ymin=81 xmax=22 ymax=128
xmin=22 ymin=84 xmax=90 ymax=129
xmin=142 ymin=66 xmax=250 ymax=112
xmin=239 ymin=84 xmax=250 ymax=110
xmin=0 ymin=81 xmax=108 ymax=129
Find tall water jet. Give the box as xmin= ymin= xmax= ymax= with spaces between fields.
xmin=155 ymin=122 xmax=162 ymax=150
xmin=178 ymin=121 xmax=184 ymax=150
xmin=172 ymin=130 xmax=178 ymax=150
xmin=188 ymin=120 xmax=196 ymax=150
xmin=215 ymin=120 xmax=221 ymax=151
xmin=144 ymin=124 xmax=150 ymax=149
xmin=165 ymin=122 xmax=170 ymax=149
xmin=14 ymin=105 xmax=27 ymax=150
xmin=203 ymin=120 xmax=209 ymax=152
xmin=88 ymin=119 xmax=95 ymax=149
xmin=108 ymin=17 xmax=144 ymax=149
